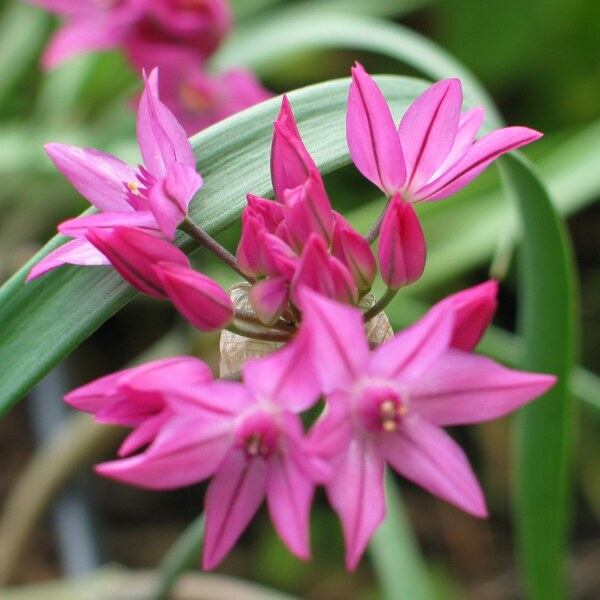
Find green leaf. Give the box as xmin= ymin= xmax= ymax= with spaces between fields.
xmin=213 ymin=12 xmax=502 ymax=126
xmin=369 ymin=474 xmax=435 ymax=600
xmin=0 ymin=76 xmax=428 ymax=416
xmin=501 ymin=154 xmax=577 ymax=600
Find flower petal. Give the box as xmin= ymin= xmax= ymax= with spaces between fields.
xmin=155 ymin=262 xmax=234 ymax=332
xmin=297 ymin=288 xmax=370 ymax=392
xmin=58 ymin=211 xmax=159 ymax=238
xmin=26 ymin=238 xmax=109 ymax=282
xmin=411 ymin=350 xmax=556 ymax=425
xmin=148 ymin=162 xmax=203 ymax=239
xmin=96 ymin=414 xmax=232 ymax=490
xmin=380 ymin=416 xmax=487 ymax=517
xmin=203 ymin=450 xmax=267 ymax=569
xmin=399 ymin=78 xmax=462 ymax=194
xmin=267 ymin=452 xmax=315 ymax=560
xmin=371 ymin=301 xmax=454 ymax=382
xmin=326 ymin=436 xmax=386 ymax=570
xmin=346 ymin=63 xmax=406 ymax=196
xmin=45 ymin=143 xmax=137 ymax=212
xmin=137 ymin=69 xmax=196 ymax=178
xmin=243 ymin=330 xmax=320 ymax=412
xmin=417 ymin=126 xmax=543 ymax=201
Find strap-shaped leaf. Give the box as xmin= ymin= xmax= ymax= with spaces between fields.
xmin=0 ymin=76 xmax=427 ymax=417
xmin=502 ymin=154 xmax=577 ymax=600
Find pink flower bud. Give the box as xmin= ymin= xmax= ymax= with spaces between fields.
xmin=378 ymin=194 xmax=426 ymax=290
xmin=331 ymin=214 xmax=377 ymax=292
xmin=248 ymin=276 xmax=290 ymax=326
xmin=330 ymin=256 xmax=359 ymax=305
xmin=237 ymin=212 xmax=269 ymax=278
xmin=271 ymin=96 xmax=321 ymax=202
xmin=284 ymin=172 xmax=333 ymax=252
xmin=86 ymin=226 xmax=189 ymax=298
xmin=246 ymin=194 xmax=285 ymax=232
xmin=154 ymin=262 xmax=234 ymax=332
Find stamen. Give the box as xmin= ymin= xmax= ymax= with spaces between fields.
xmin=127 ymin=181 xmax=141 ymax=195
xmin=244 ymin=433 xmax=266 ymax=457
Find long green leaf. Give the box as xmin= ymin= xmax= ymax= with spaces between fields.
xmin=214 ymin=12 xmax=502 ymax=126
xmin=502 ymin=155 xmax=577 ymax=600
xmin=0 ymin=76 xmax=429 ymax=416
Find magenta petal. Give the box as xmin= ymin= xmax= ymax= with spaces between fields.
xmin=399 ymin=78 xmax=462 ymax=193
xmin=284 ymin=173 xmax=333 ymax=251
xmin=298 ymin=288 xmax=369 ymax=393
xmin=137 ymin=69 xmax=196 ymax=178
xmin=434 ymin=107 xmax=485 ymax=177
xmin=378 ymin=194 xmax=426 ymax=289
xmin=203 ymin=451 xmax=267 ymax=569
xmin=26 ymin=238 xmax=109 ymax=281
xmin=380 ymin=416 xmax=487 ymax=517
xmin=326 ymin=436 xmax=386 ymax=570
xmin=148 ymin=162 xmax=203 ymax=239
xmin=308 ymin=391 xmax=353 ymax=458
xmin=428 ymin=280 xmax=498 ymax=351
xmin=411 ymin=350 xmax=556 ymax=425
xmin=246 ymin=194 xmax=285 ymax=232
xmin=243 ymin=331 xmax=320 ymax=412
xmin=45 ymin=143 xmax=137 ymax=212
xmin=290 ymin=235 xmax=336 ymax=304
xmin=168 ymin=380 xmax=255 ymax=416
xmin=346 ymin=63 xmax=406 ymax=196
xmin=42 ymin=19 xmax=120 ymax=70
xmin=86 ymin=226 xmax=189 ymax=298
xmin=417 ymin=126 xmax=543 ymax=201
xmin=118 ymin=411 xmax=170 ymax=457
xmin=58 ymin=211 xmax=159 ymax=238
xmin=96 ymin=415 xmax=232 ymax=490
xmin=371 ymin=302 xmax=454 ymax=382
xmin=271 ymin=96 xmax=319 ymax=202
xmin=248 ymin=276 xmax=290 ymax=326
xmin=155 ymin=262 xmax=234 ymax=331
xmin=266 ymin=452 xmax=314 ymax=560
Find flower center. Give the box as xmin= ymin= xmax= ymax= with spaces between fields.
xmin=354 ymin=381 xmax=408 ymax=434
xmin=235 ymin=409 xmax=279 ymax=459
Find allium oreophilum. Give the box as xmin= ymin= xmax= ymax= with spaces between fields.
xmin=30 ymin=64 xmax=555 ymax=569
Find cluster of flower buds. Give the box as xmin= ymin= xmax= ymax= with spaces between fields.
xmin=29 ymin=64 xmax=555 ymax=570
xmin=28 ymin=0 xmax=271 ymax=134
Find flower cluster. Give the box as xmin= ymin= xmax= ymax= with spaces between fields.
xmin=30 ymin=64 xmax=554 ymax=569
xmin=28 ymin=0 xmax=271 ymax=134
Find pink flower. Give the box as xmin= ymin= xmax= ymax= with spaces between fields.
xmin=27 ymin=0 xmax=146 ymax=69
xmin=347 ymin=63 xmax=542 ymax=202
xmin=299 ymin=285 xmax=556 ymax=569
xmin=93 ymin=336 xmax=329 ymax=569
xmin=65 ymin=356 xmax=213 ymax=457
xmin=27 ymin=69 xmax=202 ymax=281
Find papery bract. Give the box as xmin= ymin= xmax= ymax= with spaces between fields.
xmin=299 ymin=287 xmax=556 ymax=569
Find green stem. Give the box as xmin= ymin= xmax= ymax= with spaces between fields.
xmin=150 ymin=514 xmax=206 ymax=600
xmin=181 ymin=218 xmax=254 ymax=283
xmin=227 ymin=322 xmax=292 ymax=343
xmin=362 ymin=287 xmax=398 ymax=322
xmin=234 ymin=308 xmax=297 ymax=333
xmin=365 ymin=197 xmax=391 ymax=245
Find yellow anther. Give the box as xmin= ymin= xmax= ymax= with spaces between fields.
xmin=382 ymin=419 xmax=397 ymax=433
xmin=380 ymin=400 xmax=396 ymax=417
xmin=127 ymin=181 xmax=141 ymax=195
